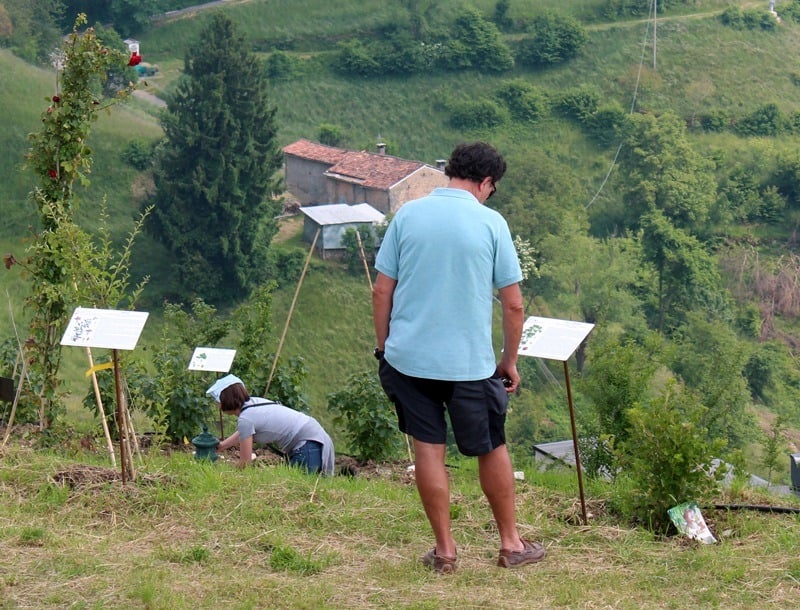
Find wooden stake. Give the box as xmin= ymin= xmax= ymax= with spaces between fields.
xmin=85 ymin=348 xmax=117 ymax=468
xmin=355 ymin=230 xmax=373 ymax=291
xmin=1 ymin=358 xmax=27 ymax=449
xmin=264 ymin=228 xmax=320 ymax=396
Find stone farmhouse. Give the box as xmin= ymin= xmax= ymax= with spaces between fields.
xmin=282 ymin=139 xmax=448 ymax=215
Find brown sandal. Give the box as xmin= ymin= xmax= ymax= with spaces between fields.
xmin=497 ymin=538 xmax=546 ymax=568
xmin=421 ymin=548 xmax=457 ymax=574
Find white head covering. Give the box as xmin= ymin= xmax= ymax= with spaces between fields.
xmin=206 ymin=374 xmax=244 ymax=402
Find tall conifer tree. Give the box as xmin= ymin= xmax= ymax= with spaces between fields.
xmin=149 ymin=13 xmax=282 ymax=302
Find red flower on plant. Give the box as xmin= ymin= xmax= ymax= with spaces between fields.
xmin=52 ymin=95 xmax=60 ymax=103
xmin=128 ymin=52 xmax=142 ymax=67
xmin=49 ymin=169 xmax=57 ymax=179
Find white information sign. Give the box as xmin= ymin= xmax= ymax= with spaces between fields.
xmin=60 ymin=307 xmax=149 ymax=351
xmin=518 ymin=316 xmax=595 ymax=362
xmin=188 ymin=347 xmax=236 ymax=372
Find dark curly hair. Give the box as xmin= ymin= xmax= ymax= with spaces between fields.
xmin=219 ymin=382 xmax=250 ymax=413
xmin=444 ymin=141 xmax=506 ymax=184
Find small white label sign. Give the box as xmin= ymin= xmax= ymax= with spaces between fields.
xmin=188 ymin=347 xmax=236 ymax=372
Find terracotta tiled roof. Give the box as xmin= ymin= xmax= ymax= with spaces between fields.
xmin=283 ymin=139 xmax=435 ymax=191
xmin=327 ymin=151 xmax=426 ymax=190
xmin=283 ymin=139 xmax=348 ymax=165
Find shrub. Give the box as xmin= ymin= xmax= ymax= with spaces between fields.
xmin=495 ymin=79 xmax=549 ymax=123
xmin=614 ymin=381 xmax=726 ymax=532
xmin=334 ymin=40 xmax=382 ymax=77
xmin=556 ymin=85 xmax=600 ymax=122
xmin=341 ymin=227 xmax=375 ymax=276
xmin=584 ymin=102 xmax=627 ymax=146
xmin=719 ymin=6 xmax=745 ymax=28
xmin=328 ymin=372 xmax=402 ymax=462
xmin=449 ymin=99 xmax=508 ymax=130
xmin=121 ymin=138 xmax=155 ymax=170
xmin=516 ymin=12 xmax=587 ymax=67
xmin=266 ymin=50 xmax=300 ymax=80
xmin=699 ymin=109 xmax=728 ymax=132
xmin=317 ymin=123 xmax=345 ymax=147
xmin=735 ymin=103 xmax=786 ymax=137
xmin=448 ymin=9 xmax=514 ymax=72
xmin=267 ymin=248 xmax=307 ymax=288
xmin=135 ymin=299 xmax=229 ymax=442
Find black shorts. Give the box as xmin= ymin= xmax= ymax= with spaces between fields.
xmin=378 ymin=359 xmax=508 ymax=457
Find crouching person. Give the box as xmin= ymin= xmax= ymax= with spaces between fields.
xmin=207 ymin=374 xmax=335 ymax=475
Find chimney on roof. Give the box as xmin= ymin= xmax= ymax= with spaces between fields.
xmin=436 ymin=159 xmax=447 ymax=171
xmin=376 ymin=142 xmax=386 ymax=155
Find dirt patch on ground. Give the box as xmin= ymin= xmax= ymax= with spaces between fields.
xmin=48 ymin=443 xmax=415 ymax=489
xmin=273 ymin=212 xmax=303 ymax=244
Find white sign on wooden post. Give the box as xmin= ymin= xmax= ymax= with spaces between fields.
xmin=60 ymin=307 xmax=149 ymax=485
xmin=518 ymin=316 xmax=595 ymax=362
xmin=517 ymin=315 xmax=595 ymax=525
xmin=188 ymin=347 xmax=236 ymax=372
xmin=60 ymin=307 xmax=149 ymax=350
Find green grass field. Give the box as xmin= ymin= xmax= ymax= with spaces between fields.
xmin=1 ymin=441 xmax=799 ymax=608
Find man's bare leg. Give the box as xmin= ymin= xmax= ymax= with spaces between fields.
xmin=478 ymin=444 xmax=524 ymax=552
xmin=413 ymin=439 xmax=457 ymax=558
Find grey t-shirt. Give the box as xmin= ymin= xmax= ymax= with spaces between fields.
xmin=237 ymin=398 xmax=335 ymax=475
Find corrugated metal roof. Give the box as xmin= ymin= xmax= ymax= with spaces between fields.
xmin=299 ymin=203 xmax=385 ymax=226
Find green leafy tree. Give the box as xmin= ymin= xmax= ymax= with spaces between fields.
xmin=443 ymin=9 xmax=513 ymax=72
xmin=266 ymin=49 xmax=300 ymax=81
xmin=615 ymin=380 xmax=726 ymax=532
xmin=493 ymin=0 xmax=513 ymax=31
xmin=317 ymin=123 xmax=346 ymax=147
xmin=341 ymin=227 xmax=375 ymax=277
xmin=516 ymin=12 xmax=587 ymax=67
xmin=495 ymin=79 xmax=548 ymax=123
xmin=761 ymin=415 xmax=786 ymax=485
xmin=148 ymin=13 xmax=283 ymax=303
xmin=617 ymin=112 xmax=717 ymax=232
xmin=581 ymin=335 xmax=659 ymax=445
xmin=231 ymin=283 xmax=309 ymax=412
xmin=328 ymin=372 xmax=402 ymax=462
xmin=2 ymin=0 xmax=62 ymax=62
xmin=138 ymin=299 xmax=230 ymax=442
xmin=669 ymin=312 xmax=753 ymax=448
xmin=639 ymin=209 xmax=724 ymax=332
xmin=19 ymin=15 xmax=132 ymax=428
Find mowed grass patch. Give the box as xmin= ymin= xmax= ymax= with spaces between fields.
xmin=1 ymin=441 xmax=799 ymax=608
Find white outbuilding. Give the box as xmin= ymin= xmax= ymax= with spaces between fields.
xmin=299 ymin=203 xmax=385 ymax=260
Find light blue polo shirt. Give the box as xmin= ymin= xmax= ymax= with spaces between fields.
xmin=375 ymin=187 xmax=522 ymax=381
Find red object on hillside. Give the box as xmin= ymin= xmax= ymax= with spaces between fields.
xmin=128 ymin=52 xmax=142 ymax=67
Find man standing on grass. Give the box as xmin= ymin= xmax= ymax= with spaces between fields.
xmin=372 ymin=141 xmax=545 ymax=574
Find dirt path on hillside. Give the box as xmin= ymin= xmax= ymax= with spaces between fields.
xmin=152 ymin=0 xmax=257 ymax=23
xmin=585 ymin=1 xmax=768 ymax=31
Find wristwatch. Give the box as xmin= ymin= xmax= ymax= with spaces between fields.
xmin=373 ymin=347 xmax=384 ymax=360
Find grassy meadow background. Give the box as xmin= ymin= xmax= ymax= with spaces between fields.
xmin=3 ymin=0 xmax=800 ymax=457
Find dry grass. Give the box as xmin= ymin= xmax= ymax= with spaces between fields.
xmin=2 ymin=439 xmax=800 ymax=609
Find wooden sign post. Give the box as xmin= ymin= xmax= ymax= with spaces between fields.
xmin=517 ymin=316 xmax=595 ymax=525
xmin=61 ymin=307 xmax=149 ymax=484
